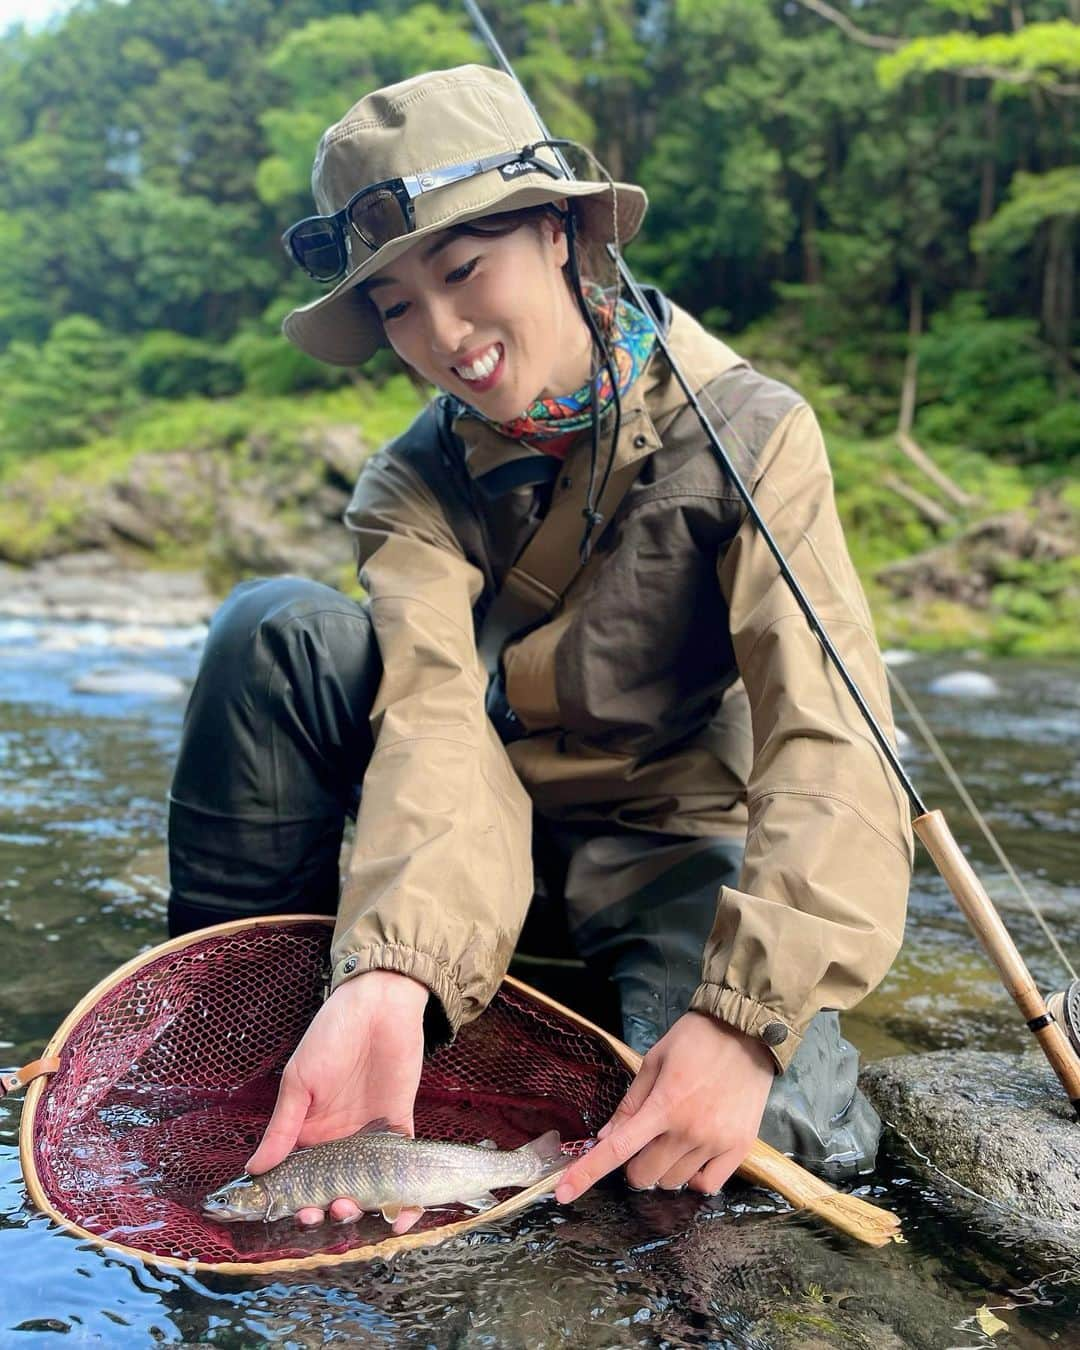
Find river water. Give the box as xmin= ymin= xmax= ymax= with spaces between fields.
xmin=0 ymin=618 xmax=1077 ymax=1347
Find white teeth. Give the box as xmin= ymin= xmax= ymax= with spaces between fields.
xmin=456 ymin=345 xmax=500 ymax=381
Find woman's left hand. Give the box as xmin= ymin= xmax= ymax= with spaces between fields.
xmin=554 ymin=1011 xmax=775 ymax=1203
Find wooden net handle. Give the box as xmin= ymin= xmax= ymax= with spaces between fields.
xmin=504 ymin=976 xmax=903 ymax=1247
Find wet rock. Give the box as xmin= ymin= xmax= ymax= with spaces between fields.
xmin=881 ymin=649 xmax=916 ymax=667
xmin=927 ymin=669 xmax=999 ymax=698
xmin=0 ymin=553 xmax=215 ymax=626
xmin=860 ymin=1049 xmax=1080 ymax=1248
xmin=72 ymin=666 xmax=187 ymax=698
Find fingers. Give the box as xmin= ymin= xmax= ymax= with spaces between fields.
xmin=296 ymin=1200 xmax=423 ymax=1231
xmin=247 ymin=1072 xmax=310 ymax=1174
xmin=688 ymin=1149 xmax=741 ymax=1197
xmin=658 ymin=1146 xmax=713 ymax=1192
xmin=597 ymin=1052 xmax=661 ymax=1142
xmin=391 ymin=1205 xmax=424 ymax=1235
xmin=555 ymin=1099 xmax=664 ymax=1204
xmin=624 ymin=1132 xmax=683 ymax=1191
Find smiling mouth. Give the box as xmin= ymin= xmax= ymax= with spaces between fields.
xmin=453 ymin=343 xmax=505 ymax=392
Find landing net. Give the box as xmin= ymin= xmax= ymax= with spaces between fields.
xmin=21 ymin=916 xmax=632 ymax=1271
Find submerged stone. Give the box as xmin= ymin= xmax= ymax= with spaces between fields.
xmin=927 ymin=669 xmax=999 ymax=698
xmin=72 ymin=667 xmax=187 ymax=699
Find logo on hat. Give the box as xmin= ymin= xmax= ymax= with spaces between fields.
xmin=499 ymin=160 xmax=537 ymax=180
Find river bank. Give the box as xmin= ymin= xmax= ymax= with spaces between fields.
xmin=0 ymin=380 xmax=1076 ymax=652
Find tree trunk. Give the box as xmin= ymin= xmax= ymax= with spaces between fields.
xmin=802 ymin=188 xmax=822 ymax=285
xmin=974 ymin=99 xmax=998 ymax=289
xmin=1042 ymin=216 xmax=1075 ymax=371
xmin=898 ymin=281 xmax=922 ymax=437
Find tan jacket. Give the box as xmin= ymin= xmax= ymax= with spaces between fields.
xmin=333 ymin=298 xmax=913 ymax=1071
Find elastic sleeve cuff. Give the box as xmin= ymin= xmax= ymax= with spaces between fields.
xmin=689 ymin=981 xmax=804 ymax=1073
xmin=330 ymin=943 xmax=463 ymax=1047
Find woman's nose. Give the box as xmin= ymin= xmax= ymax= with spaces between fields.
xmin=425 ymin=299 xmax=472 ymax=359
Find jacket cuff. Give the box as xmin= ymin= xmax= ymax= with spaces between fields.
xmin=689 ymin=981 xmax=803 ymax=1073
xmin=331 ymin=943 xmax=464 ymax=1047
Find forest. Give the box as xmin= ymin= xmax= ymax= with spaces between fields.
xmin=0 ymin=0 xmax=1077 ymax=651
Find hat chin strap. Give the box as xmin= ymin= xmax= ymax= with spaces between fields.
xmin=563 ymin=206 xmax=621 ymax=565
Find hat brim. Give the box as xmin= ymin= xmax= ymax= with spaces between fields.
xmin=281 ymin=178 xmax=647 ymax=368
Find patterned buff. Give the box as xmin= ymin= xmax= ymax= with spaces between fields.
xmin=469 ymin=284 xmax=656 ymax=453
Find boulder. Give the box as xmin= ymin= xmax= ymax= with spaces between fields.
xmin=860 ymin=1050 xmax=1080 ymax=1249
xmin=877 ymin=510 xmax=1074 ymax=611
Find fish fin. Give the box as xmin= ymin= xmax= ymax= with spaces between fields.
xmin=355 ymin=1117 xmax=410 ymax=1137
xmin=462 ymin=1191 xmax=498 ymax=1211
xmin=380 ymin=1204 xmax=402 ymax=1222
xmin=516 ymin=1129 xmax=564 ymax=1178
xmin=476 ymin=1138 xmax=499 ymax=1150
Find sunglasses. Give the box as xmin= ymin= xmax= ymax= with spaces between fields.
xmin=282 ymin=142 xmax=568 ymax=284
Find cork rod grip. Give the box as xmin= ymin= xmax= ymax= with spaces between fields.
xmin=913 ymin=809 xmax=1080 ymax=1111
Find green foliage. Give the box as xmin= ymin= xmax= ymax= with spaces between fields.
xmin=0 ymin=315 xmax=134 ymax=454
xmin=225 ymin=295 xmax=353 ymax=396
xmin=915 ymin=294 xmax=1077 ymax=462
xmin=878 ymin=20 xmax=1080 ymax=91
xmin=974 ymin=167 xmax=1080 ymax=254
xmin=130 ymin=331 xmax=244 ymax=399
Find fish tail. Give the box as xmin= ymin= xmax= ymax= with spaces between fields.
xmin=516 ymin=1129 xmax=564 ymax=1178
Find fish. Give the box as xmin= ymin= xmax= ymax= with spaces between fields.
xmin=201 ymin=1119 xmax=565 ymax=1224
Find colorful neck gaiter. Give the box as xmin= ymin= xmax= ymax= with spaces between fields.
xmin=468 ymin=284 xmax=656 ymax=447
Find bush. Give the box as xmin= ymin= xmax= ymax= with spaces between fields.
xmin=226 ymin=327 xmax=350 ymax=397
xmin=130 ymin=331 xmax=244 ymax=400
xmin=0 ymin=315 xmax=133 ymax=454
xmin=916 ymin=294 xmax=1075 ymax=464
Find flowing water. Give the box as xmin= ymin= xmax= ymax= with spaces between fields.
xmin=0 ymin=617 xmax=1077 ymax=1347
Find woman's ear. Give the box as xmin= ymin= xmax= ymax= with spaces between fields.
xmin=547 ymin=199 xmax=571 ymax=266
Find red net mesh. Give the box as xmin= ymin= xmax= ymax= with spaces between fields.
xmin=30 ymin=920 xmax=631 ymax=1267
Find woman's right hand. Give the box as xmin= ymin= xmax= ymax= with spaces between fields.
xmin=246 ymin=968 xmax=428 ymax=1234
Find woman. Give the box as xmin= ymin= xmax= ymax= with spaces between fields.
xmin=167 ymin=65 xmax=912 ymax=1233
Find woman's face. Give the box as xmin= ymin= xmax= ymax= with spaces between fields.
xmin=363 ymin=210 xmax=593 ymax=421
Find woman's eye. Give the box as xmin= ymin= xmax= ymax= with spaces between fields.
xmin=446 ymin=257 xmax=479 ymax=284
xmin=382 ymin=301 xmax=408 ymax=321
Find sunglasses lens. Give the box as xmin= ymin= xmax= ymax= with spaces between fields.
xmin=348 ymin=188 xmax=409 ymax=251
xmin=290 ymin=219 xmax=346 ymax=282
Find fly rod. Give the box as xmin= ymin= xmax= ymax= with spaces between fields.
xmin=463 ymin=0 xmax=1080 ymax=1117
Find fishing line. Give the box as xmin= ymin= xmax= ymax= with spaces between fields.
xmin=886 ymin=665 xmax=1078 ymax=984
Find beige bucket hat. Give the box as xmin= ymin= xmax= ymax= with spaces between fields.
xmin=280 ymin=65 xmax=648 ymax=367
